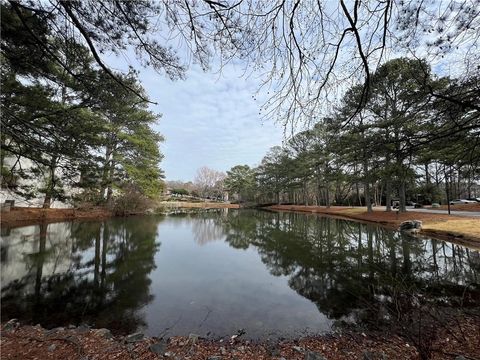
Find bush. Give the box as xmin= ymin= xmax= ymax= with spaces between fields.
xmin=171 ymin=188 xmax=190 ymax=196
xmin=72 ymin=189 xmax=104 ymax=209
xmin=110 ymin=186 xmax=153 ymax=216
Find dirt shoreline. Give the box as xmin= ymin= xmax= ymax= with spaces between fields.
xmin=0 ymin=207 xmax=114 ymax=228
xmin=267 ymin=205 xmax=480 ymax=249
xmin=2 ymin=318 xmax=479 ymax=360
xmin=0 ymin=203 xmax=240 ymax=228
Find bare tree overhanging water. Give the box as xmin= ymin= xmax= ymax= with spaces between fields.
xmin=5 ymin=0 xmax=480 ymax=124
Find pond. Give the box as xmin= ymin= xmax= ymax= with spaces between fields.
xmin=1 ymin=209 xmax=479 ymax=339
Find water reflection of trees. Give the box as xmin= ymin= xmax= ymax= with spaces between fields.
xmin=1 ymin=217 xmax=160 ymax=334
xmin=2 ymin=210 xmax=479 ymax=349
xmin=222 ymin=210 xmax=480 ymax=329
xmin=165 ymin=208 xmax=229 ymax=245
xmin=191 ymin=211 xmax=228 ymax=245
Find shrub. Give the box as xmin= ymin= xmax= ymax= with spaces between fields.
xmin=110 ymin=185 xmax=153 ymax=216
xmin=172 ymin=188 xmax=189 ymax=196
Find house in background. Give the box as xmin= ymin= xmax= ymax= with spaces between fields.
xmin=1 ymin=156 xmax=79 ymax=208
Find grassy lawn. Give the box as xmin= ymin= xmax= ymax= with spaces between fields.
xmin=423 ymin=219 xmax=480 ymax=239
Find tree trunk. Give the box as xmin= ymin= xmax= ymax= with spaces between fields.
xmin=303 ymin=181 xmax=308 ymax=206
xmin=363 ymin=156 xmax=372 ymax=213
xmin=425 ymin=163 xmax=430 ymax=184
xmin=356 ymin=182 xmax=362 ymax=206
xmin=467 ymin=169 xmax=472 ymax=198
xmin=434 ymin=163 xmax=440 ymax=186
xmin=458 ymin=168 xmax=462 ymax=198
xmin=317 ymin=173 xmax=322 ymax=206
xmin=385 ymin=179 xmax=392 ymax=211
xmin=325 ymin=183 xmax=330 ymax=208
xmin=376 ymin=183 xmax=382 ymax=207
xmin=43 ymin=192 xmax=52 ymax=209
xmin=335 ymin=181 xmax=341 ymax=205
xmin=106 ymin=157 xmax=115 ymax=204
xmin=101 ymin=143 xmax=113 ymax=200
xmin=43 ymin=83 xmax=67 ymax=209
xmin=399 ymin=180 xmax=406 ymax=212
xmin=445 ymin=169 xmax=451 ymax=215
xmin=365 ymin=181 xmax=372 ymax=212
xmin=43 ymin=157 xmax=57 ymax=209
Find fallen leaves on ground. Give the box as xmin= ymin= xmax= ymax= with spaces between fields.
xmin=2 ymin=316 xmax=478 ymax=360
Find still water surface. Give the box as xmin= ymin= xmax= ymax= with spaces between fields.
xmin=1 ymin=210 xmax=479 ymax=339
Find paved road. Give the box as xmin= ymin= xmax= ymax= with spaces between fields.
xmin=406 ymin=207 xmax=480 ymax=217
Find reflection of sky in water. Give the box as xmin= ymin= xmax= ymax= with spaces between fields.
xmin=1 ymin=210 xmax=479 ymax=339
xmin=146 ymin=219 xmax=331 ymax=338
xmin=1 ymin=224 xmax=74 ymax=286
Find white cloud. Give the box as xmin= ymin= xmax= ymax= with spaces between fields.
xmin=120 ymin=59 xmax=284 ymax=181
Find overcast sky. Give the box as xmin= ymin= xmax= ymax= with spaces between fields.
xmin=108 ymin=54 xmax=284 ymax=182
xmin=102 ymin=5 xmax=469 ymax=184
